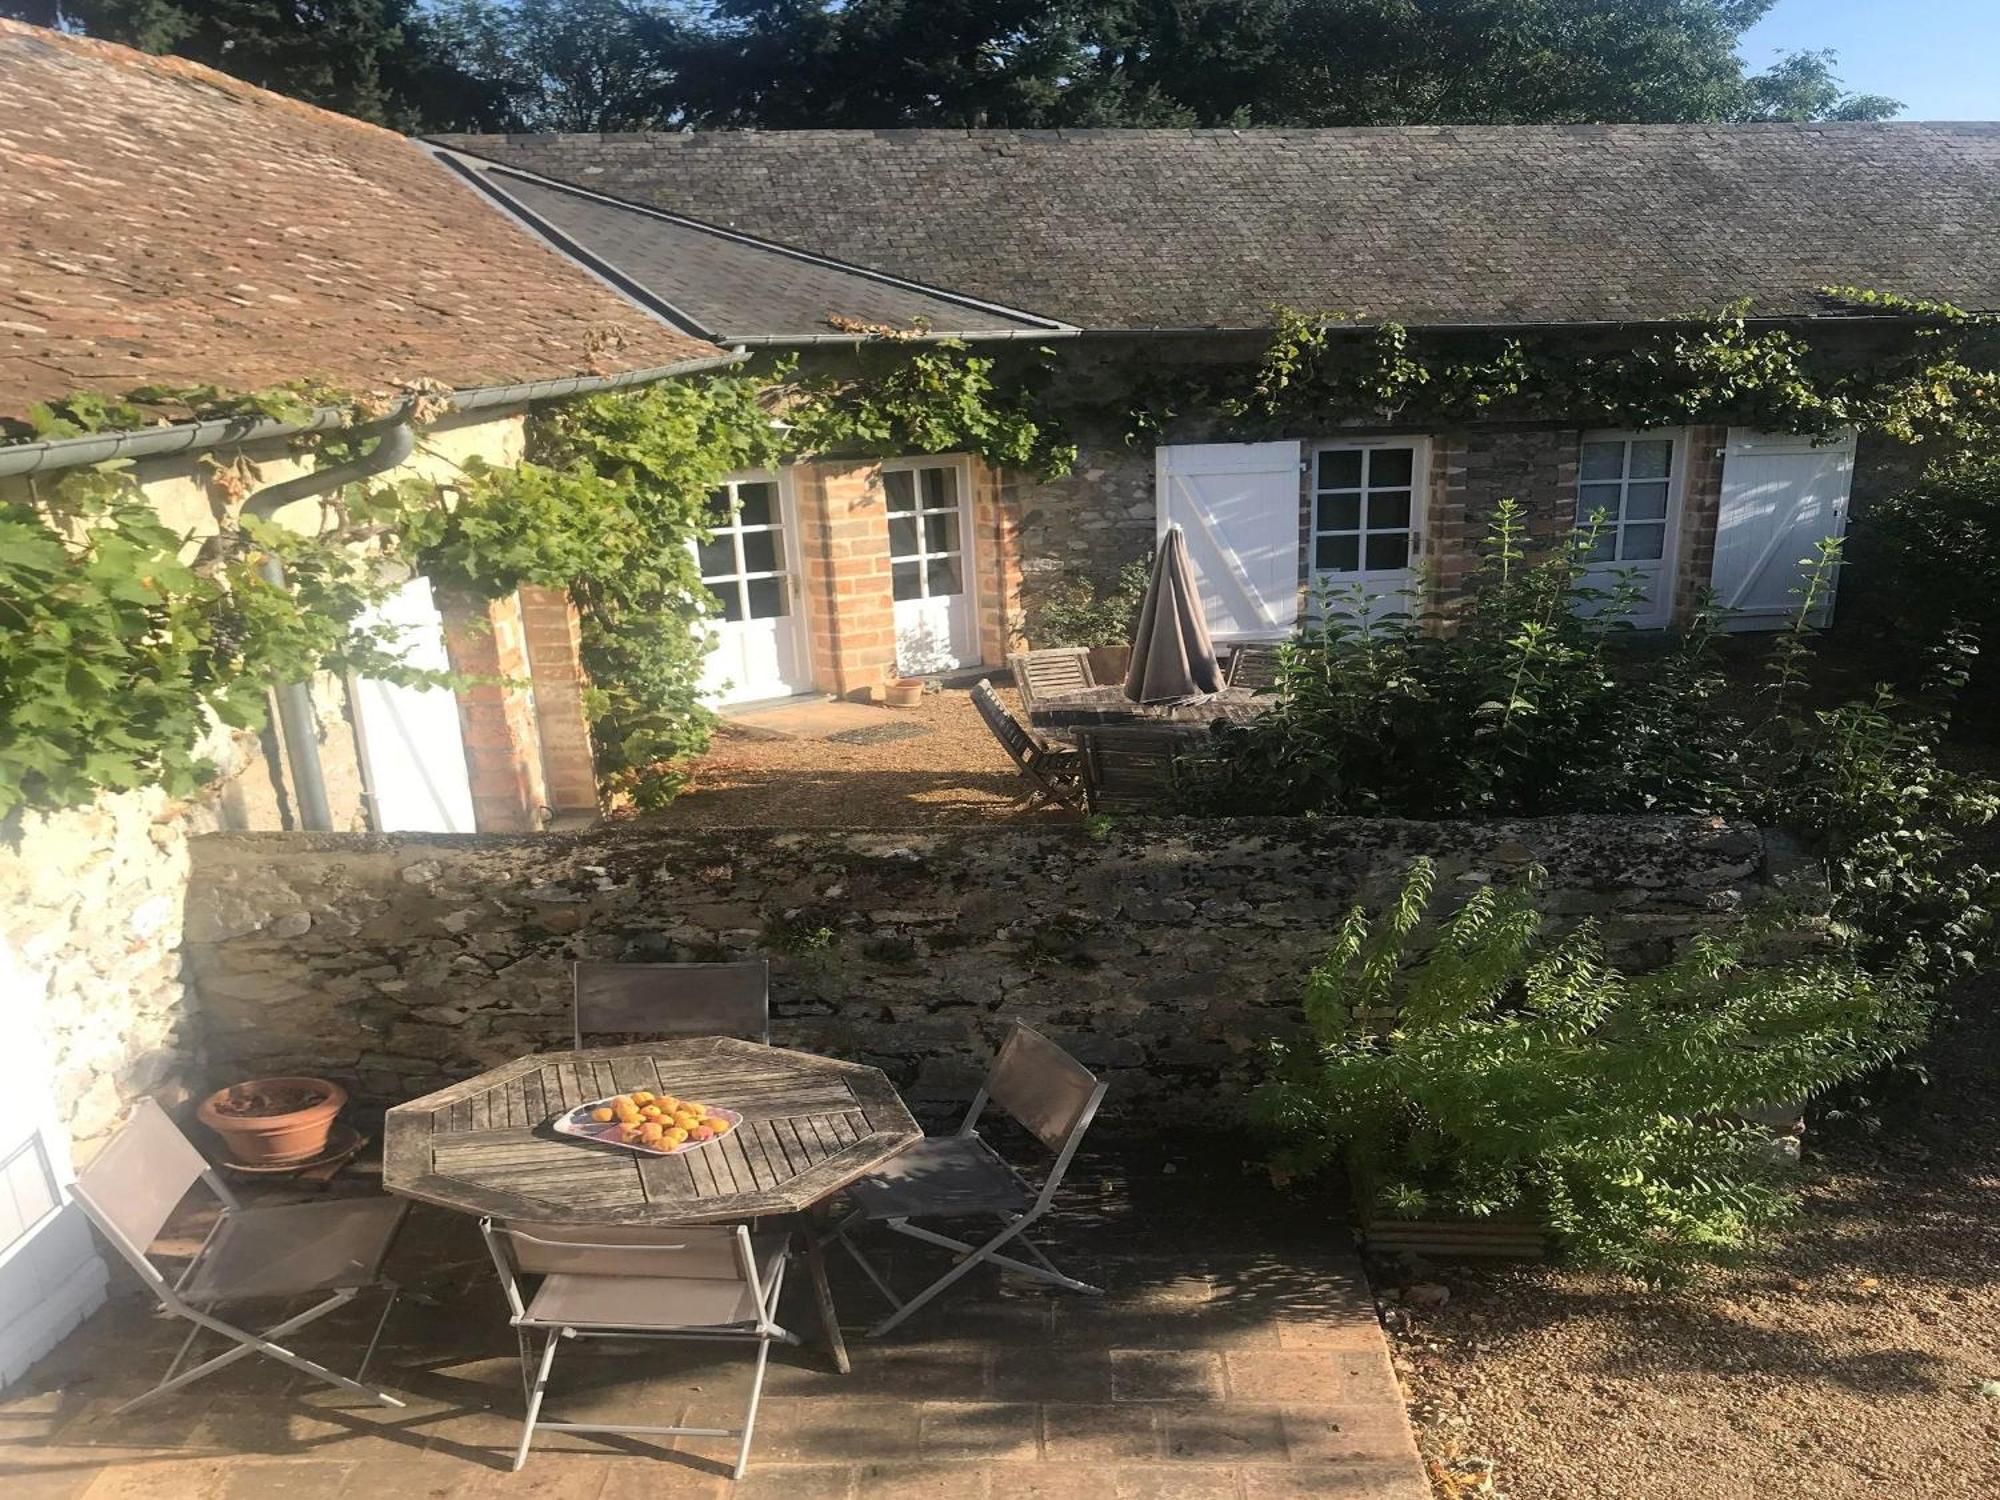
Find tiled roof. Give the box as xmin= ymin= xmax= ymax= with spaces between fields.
xmin=439 ymin=153 xmax=1058 ymax=342
xmin=432 ymin=125 xmax=2000 ymax=334
xmin=0 ymin=22 xmax=720 ymax=420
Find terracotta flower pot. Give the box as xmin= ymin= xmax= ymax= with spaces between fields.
xmin=197 ymin=1077 xmax=347 ymax=1166
xmin=884 ymin=678 xmax=926 ymax=708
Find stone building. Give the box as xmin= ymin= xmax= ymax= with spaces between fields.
xmin=433 ymin=124 xmax=2000 ymax=693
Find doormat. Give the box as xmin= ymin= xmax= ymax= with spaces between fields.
xmin=825 ymin=721 xmax=935 ymax=747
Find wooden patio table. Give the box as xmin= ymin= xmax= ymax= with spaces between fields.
xmin=1026 ymin=682 xmax=1270 ymax=732
xmin=383 ymin=1036 xmax=923 ymax=1375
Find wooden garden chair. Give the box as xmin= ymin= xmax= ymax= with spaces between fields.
xmin=1008 ymin=647 xmax=1094 ymax=716
xmin=1076 ymin=722 xmax=1208 ymax=814
xmin=971 ymin=678 xmax=1085 ymax=810
xmin=1225 ymin=644 xmax=1283 ymax=693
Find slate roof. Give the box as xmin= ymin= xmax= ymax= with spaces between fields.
xmin=0 ymin=22 xmax=720 ymax=420
xmin=432 ymin=125 xmax=2000 ymax=335
xmin=437 ymin=152 xmax=1059 ymax=342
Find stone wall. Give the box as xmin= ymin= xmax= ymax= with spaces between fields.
xmin=2 ymin=787 xmax=210 ymax=1153
xmin=184 ymin=816 xmax=1770 ymax=1126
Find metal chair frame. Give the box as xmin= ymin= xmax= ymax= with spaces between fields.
xmin=69 ymin=1099 xmax=406 ymax=1416
xmin=821 ymin=1022 xmax=1109 ymax=1338
xmin=479 ymin=1220 xmax=795 ymax=1477
xmin=571 ymin=958 xmax=772 ymax=1049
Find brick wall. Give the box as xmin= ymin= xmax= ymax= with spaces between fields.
xmin=438 ymin=587 xmax=549 ymax=832
xmin=517 ymin=584 xmax=597 ymax=816
xmin=1671 ymin=426 xmax=1729 ymax=626
xmin=794 ymin=460 xmax=898 ymax=697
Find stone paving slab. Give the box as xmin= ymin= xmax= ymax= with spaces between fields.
xmin=0 ymin=1146 xmax=1427 ymax=1499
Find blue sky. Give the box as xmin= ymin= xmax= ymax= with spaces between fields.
xmin=1738 ymin=0 xmax=2000 ymax=119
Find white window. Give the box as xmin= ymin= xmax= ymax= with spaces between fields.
xmin=1309 ymin=439 xmax=1427 ymax=621
xmin=885 ymin=465 xmax=965 ymax=604
xmin=1577 ymin=435 xmax=1675 ymax=564
xmin=697 ymin=477 xmax=791 ymax=625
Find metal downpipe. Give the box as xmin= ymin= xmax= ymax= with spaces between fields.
xmin=242 ymin=418 xmax=419 ymax=831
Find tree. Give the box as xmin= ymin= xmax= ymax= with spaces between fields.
xmin=426 ymin=0 xmax=689 ymax=131
xmin=4 ymin=0 xmax=506 ymax=128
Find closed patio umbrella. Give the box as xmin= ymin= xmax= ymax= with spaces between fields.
xmin=1124 ymin=524 xmax=1225 ymax=704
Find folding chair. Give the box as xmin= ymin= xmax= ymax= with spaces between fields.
xmin=821 ymin=1021 xmax=1109 ymax=1338
xmin=479 ymin=1220 xmax=793 ymax=1476
xmin=572 ymin=958 xmax=771 ymax=1048
xmin=69 ymin=1098 xmax=407 ymax=1415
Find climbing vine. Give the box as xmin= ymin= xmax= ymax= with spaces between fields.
xmin=1131 ymin=289 xmax=2000 ymax=446
xmin=0 ymin=338 xmax=1076 ymax=819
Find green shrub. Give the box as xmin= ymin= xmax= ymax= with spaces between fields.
xmin=1254 ymin=860 xmax=1931 ymax=1282
xmin=1194 ymin=511 xmax=1999 ymax=982
xmin=1859 ymin=446 xmax=2000 ymax=703
xmin=1022 ymin=556 xmax=1153 ymax=649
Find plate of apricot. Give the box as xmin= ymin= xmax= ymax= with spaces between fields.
xmin=552 ymin=1091 xmax=741 ymax=1156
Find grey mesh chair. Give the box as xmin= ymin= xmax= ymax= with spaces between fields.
xmin=821 ymin=1021 xmax=1109 ymax=1337
xmin=479 ymin=1220 xmax=793 ymax=1476
xmin=69 ymin=1098 xmax=407 ymax=1415
xmin=571 ymin=958 xmax=771 ymax=1048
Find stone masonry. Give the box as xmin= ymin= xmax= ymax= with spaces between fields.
xmin=183 ymin=815 xmax=1770 ymax=1125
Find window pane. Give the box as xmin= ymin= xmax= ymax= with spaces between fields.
xmin=920 ymin=466 xmax=957 ymax=508
xmin=1368 ymin=447 xmax=1414 ymax=487
xmin=1368 ymin=491 xmax=1412 ymax=531
xmin=1577 ymin=482 xmax=1622 ymax=523
xmin=1365 ymin=534 xmax=1409 ymax=571
xmin=1317 ymin=493 xmax=1361 ymax=531
xmin=1622 ymin=523 xmax=1666 ymax=561
xmin=927 ymin=556 xmax=963 ymax=596
xmin=884 ymin=470 xmax=917 ymax=513
xmin=1317 ymin=449 xmax=1363 ymax=489
xmin=704 ymin=487 xmax=733 ymax=523
xmin=734 ymin=482 xmax=775 ymax=528
xmin=1587 ymin=531 xmax=1617 ymax=563
xmin=1624 ymin=481 xmax=1669 ymax=520
xmin=1316 ymin=535 xmax=1360 ymax=572
xmin=892 ymin=560 xmax=923 ymax=601
xmin=745 ymin=576 xmax=787 ymax=619
xmin=739 ymin=530 xmax=779 ymax=575
xmin=717 ymin=584 xmax=746 ymax=622
xmin=1579 ymin=441 xmax=1624 ymax=481
xmin=888 ymin=515 xmax=918 ymax=558
xmin=696 ymin=537 xmax=735 ymax=580
xmin=1629 ymin=440 xmax=1673 ymax=480
xmin=923 ymin=512 xmax=960 ymax=554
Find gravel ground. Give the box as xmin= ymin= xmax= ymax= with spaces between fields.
xmin=641 ymin=681 xmax=1069 ymax=828
xmin=1393 ymin=972 xmax=2000 ymax=1500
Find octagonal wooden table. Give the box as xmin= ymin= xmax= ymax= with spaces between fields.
xmin=383 ymin=1037 xmax=922 ymax=1372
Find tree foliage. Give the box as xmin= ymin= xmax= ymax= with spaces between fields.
xmin=1254 ymin=859 xmax=1932 ymax=1282
xmin=10 ymin=0 xmax=1899 ymax=132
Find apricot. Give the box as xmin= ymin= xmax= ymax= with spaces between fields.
xmin=589 ymin=1107 xmax=614 ymax=1123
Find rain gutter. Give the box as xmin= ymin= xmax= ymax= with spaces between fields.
xmin=0 ymin=352 xmax=747 ymax=479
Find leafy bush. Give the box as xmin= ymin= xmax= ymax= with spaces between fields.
xmin=1859 ymin=446 xmax=2000 ymax=704
xmin=1254 ymin=860 xmax=1930 ymax=1282
xmin=1194 ymin=509 xmax=1999 ymax=981
xmin=1023 ymin=556 xmax=1153 ymax=648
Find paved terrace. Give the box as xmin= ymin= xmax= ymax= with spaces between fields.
xmin=1 ymin=1140 xmax=1425 ymax=1499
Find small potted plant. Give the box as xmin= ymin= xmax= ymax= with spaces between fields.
xmin=197 ymin=1077 xmax=348 ymax=1166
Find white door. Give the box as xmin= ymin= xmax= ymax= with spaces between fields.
xmin=1309 ymin=438 xmax=1429 ymax=623
xmin=0 ymin=943 xmax=108 ymax=1390
xmin=353 ymin=575 xmax=478 ymax=833
xmin=1576 ymin=430 xmax=1687 ymax=628
xmin=1712 ymin=428 xmax=1856 ymax=631
xmin=696 ymin=474 xmax=813 ymax=703
xmin=885 ymin=459 xmax=979 ymax=674
xmin=1156 ymin=441 xmax=1303 ymax=643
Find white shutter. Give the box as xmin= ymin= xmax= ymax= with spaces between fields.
xmin=1712 ymin=429 xmax=1856 ymax=630
xmin=352 ymin=576 xmax=479 ymax=832
xmin=1155 ymin=441 xmax=1303 ymax=642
